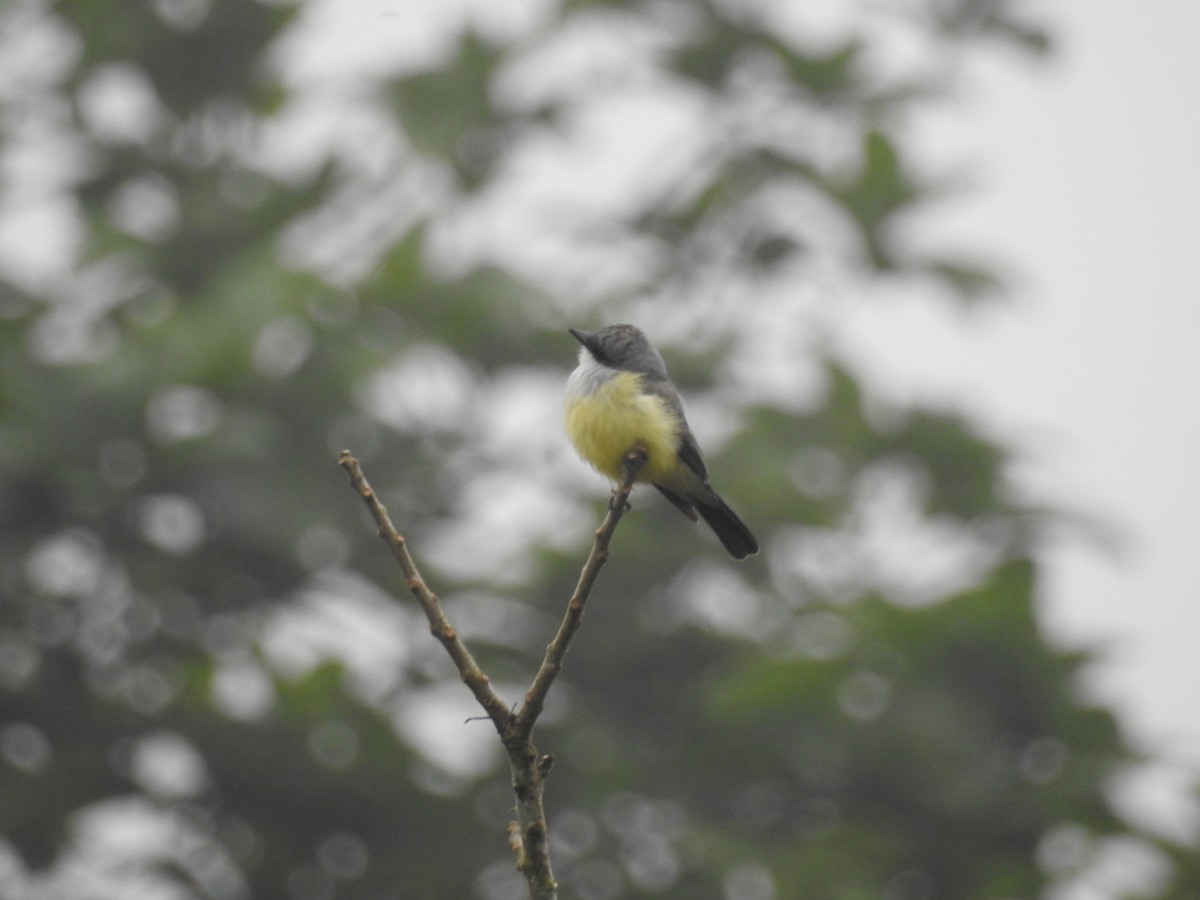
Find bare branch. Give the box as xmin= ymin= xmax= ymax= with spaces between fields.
xmin=518 ymin=447 xmax=646 ymax=730
xmin=338 ymin=450 xmax=512 ymax=728
xmin=339 ymin=447 xmax=645 ymax=900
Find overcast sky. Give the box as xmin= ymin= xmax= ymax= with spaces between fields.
xmin=839 ymin=2 xmax=1200 ymax=839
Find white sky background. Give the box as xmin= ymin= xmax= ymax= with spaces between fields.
xmin=839 ymin=2 xmax=1200 ymax=838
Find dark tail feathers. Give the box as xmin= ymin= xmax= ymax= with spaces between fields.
xmin=696 ymin=497 xmax=758 ymax=560
xmin=654 ymin=485 xmax=759 ymax=560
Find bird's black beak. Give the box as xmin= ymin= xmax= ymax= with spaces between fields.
xmin=569 ymin=328 xmax=595 ymax=350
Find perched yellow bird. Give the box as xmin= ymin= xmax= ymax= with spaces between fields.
xmin=564 ymin=324 xmax=758 ymax=559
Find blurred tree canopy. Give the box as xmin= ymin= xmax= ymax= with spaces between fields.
xmin=0 ymin=0 xmax=1196 ymax=898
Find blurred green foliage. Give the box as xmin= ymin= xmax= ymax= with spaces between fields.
xmin=0 ymin=1 xmax=1195 ymax=898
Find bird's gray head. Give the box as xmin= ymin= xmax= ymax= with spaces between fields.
xmin=569 ymin=324 xmax=669 ymax=379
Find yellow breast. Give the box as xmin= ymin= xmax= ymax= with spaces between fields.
xmin=564 ymin=370 xmax=681 ymax=483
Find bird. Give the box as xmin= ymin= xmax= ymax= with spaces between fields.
xmin=564 ymin=323 xmax=758 ymax=559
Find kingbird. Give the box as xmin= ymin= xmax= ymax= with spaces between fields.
xmin=564 ymin=323 xmax=758 ymax=559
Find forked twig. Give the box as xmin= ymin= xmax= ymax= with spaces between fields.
xmin=339 ymin=448 xmax=646 ymax=900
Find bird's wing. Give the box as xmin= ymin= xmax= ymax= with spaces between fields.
xmin=643 ymin=375 xmax=710 ymax=481
xmin=654 ymin=485 xmax=699 ymax=521
xmin=675 ymin=428 xmax=709 ymax=481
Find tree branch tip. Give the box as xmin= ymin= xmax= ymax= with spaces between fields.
xmin=621 ymin=448 xmax=647 ymax=478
